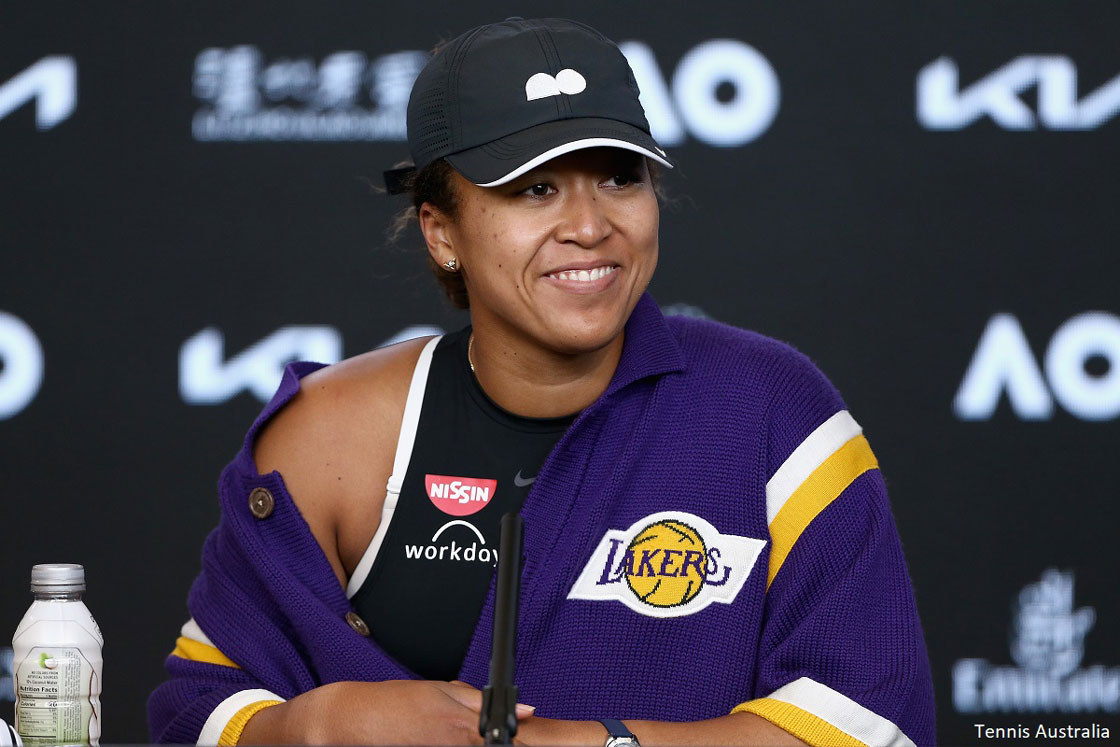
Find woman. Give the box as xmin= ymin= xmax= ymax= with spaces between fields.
xmin=149 ymin=18 xmax=935 ymax=747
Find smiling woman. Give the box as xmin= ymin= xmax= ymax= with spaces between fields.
xmin=417 ymin=148 xmax=659 ymax=418
xmin=148 ymin=17 xmax=935 ymax=747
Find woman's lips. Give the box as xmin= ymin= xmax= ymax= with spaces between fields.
xmin=543 ymin=264 xmax=620 ymax=293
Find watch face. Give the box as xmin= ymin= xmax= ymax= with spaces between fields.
xmin=606 ymin=737 xmax=639 ymax=747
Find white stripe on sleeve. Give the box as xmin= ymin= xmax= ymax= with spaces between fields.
xmin=767 ymin=677 xmax=915 ymax=747
xmin=765 ymin=410 xmax=862 ymax=525
xmin=197 ymin=688 xmax=285 ymax=746
xmin=180 ymin=618 xmax=215 ymax=647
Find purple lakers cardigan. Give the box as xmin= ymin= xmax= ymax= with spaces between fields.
xmin=148 ymin=294 xmax=935 ymax=746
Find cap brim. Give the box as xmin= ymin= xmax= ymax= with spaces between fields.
xmin=445 ymin=117 xmax=673 ymax=187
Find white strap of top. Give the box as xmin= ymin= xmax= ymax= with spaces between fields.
xmin=346 ymin=334 xmax=442 ymax=598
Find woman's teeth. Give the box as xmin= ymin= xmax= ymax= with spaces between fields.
xmin=549 ymin=265 xmax=618 ymax=282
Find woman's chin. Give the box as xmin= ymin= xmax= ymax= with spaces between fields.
xmin=540 ymin=317 xmax=629 ymax=356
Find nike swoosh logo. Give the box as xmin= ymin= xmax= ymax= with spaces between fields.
xmin=513 ymin=471 xmax=537 ymax=487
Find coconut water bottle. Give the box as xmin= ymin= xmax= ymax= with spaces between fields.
xmin=12 ymin=565 xmax=103 ymax=746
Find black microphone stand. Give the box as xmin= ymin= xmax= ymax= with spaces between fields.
xmin=480 ymin=512 xmax=524 ymax=745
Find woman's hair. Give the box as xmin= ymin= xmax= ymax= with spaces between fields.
xmin=387 ymin=159 xmax=470 ymax=308
xmin=388 ymin=156 xmax=664 ymax=310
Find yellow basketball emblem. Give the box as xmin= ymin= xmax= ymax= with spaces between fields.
xmin=624 ymin=519 xmax=708 ymax=607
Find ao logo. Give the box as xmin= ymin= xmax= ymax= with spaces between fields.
xmin=955 ymin=312 xmax=1120 ymax=421
xmin=0 ymin=57 xmax=77 ymax=129
xmin=918 ymin=56 xmax=1120 ymax=130
xmin=621 ymin=40 xmax=779 ymax=147
xmin=179 ymin=324 xmax=443 ymax=404
xmin=0 ymin=312 xmax=44 ymax=420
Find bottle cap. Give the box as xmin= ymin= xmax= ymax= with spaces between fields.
xmin=30 ymin=563 xmax=86 ymax=594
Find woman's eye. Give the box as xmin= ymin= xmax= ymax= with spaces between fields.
xmin=607 ymin=173 xmax=640 ymax=188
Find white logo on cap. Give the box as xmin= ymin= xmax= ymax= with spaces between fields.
xmin=525 ymin=69 xmax=587 ymax=101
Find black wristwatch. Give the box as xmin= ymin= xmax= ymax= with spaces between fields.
xmin=599 ymin=719 xmax=640 ymax=747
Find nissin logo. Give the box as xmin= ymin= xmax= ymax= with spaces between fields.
xmin=955 ymin=312 xmax=1120 ymax=421
xmin=918 ymin=56 xmax=1120 ymax=130
xmin=568 ymin=512 xmax=766 ymax=618
xmin=425 ymin=475 xmax=497 ymax=517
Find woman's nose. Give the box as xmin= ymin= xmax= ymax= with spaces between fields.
xmin=555 ymin=186 xmax=612 ymax=247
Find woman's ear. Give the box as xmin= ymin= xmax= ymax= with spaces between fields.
xmin=418 ymin=202 xmax=455 ymax=267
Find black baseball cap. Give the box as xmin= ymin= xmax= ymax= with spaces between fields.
xmin=387 ymin=17 xmax=673 ymax=192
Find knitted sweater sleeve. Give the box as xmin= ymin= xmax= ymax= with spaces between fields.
xmin=145 ymin=465 xmax=321 ymax=745
xmin=147 ymin=363 xmax=412 ymax=744
xmin=732 ymin=349 xmax=936 ymax=747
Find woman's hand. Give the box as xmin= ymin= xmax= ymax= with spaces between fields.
xmin=240 ymin=679 xmax=533 ymax=745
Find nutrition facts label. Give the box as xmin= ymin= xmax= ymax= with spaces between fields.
xmin=15 ymin=647 xmax=90 ymax=746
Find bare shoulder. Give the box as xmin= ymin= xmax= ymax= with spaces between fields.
xmin=253 ymin=335 xmax=434 ymax=586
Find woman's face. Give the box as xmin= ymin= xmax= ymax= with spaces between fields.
xmin=424 ymin=148 xmax=659 ymax=355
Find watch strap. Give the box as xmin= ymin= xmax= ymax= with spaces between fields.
xmin=600 ymin=719 xmax=636 ymax=739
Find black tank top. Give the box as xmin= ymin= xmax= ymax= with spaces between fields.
xmin=349 ymin=328 xmax=576 ymax=680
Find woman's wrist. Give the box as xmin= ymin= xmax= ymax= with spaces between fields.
xmin=238 ymin=682 xmax=339 ymax=745
xmin=516 ymin=717 xmax=606 ymax=746
xmin=237 ymin=697 xmax=292 ymax=745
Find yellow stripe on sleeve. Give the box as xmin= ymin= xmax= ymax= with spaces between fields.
xmin=766 ymin=434 xmax=878 ymax=589
xmin=218 ymin=700 xmax=282 ymax=746
xmin=171 ymin=635 xmax=240 ymax=668
xmin=734 ymin=698 xmax=868 ymax=747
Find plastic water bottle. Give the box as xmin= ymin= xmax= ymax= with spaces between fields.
xmin=12 ymin=565 xmax=103 ymax=746
xmin=0 ymin=717 xmax=24 ymax=747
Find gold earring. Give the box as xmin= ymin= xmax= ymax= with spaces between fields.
xmin=443 ymin=258 xmax=458 ymax=272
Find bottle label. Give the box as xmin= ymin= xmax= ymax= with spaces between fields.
xmin=15 ymin=647 xmax=100 ymax=746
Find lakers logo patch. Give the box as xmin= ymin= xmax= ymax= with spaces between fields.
xmin=568 ymin=512 xmax=766 ymax=618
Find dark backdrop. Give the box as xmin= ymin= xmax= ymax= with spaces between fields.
xmin=2 ymin=2 xmax=1118 ymax=743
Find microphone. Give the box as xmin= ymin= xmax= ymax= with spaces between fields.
xmin=479 ymin=512 xmax=524 ymax=745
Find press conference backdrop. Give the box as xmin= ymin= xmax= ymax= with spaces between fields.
xmin=2 ymin=1 xmax=1118 ymax=743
